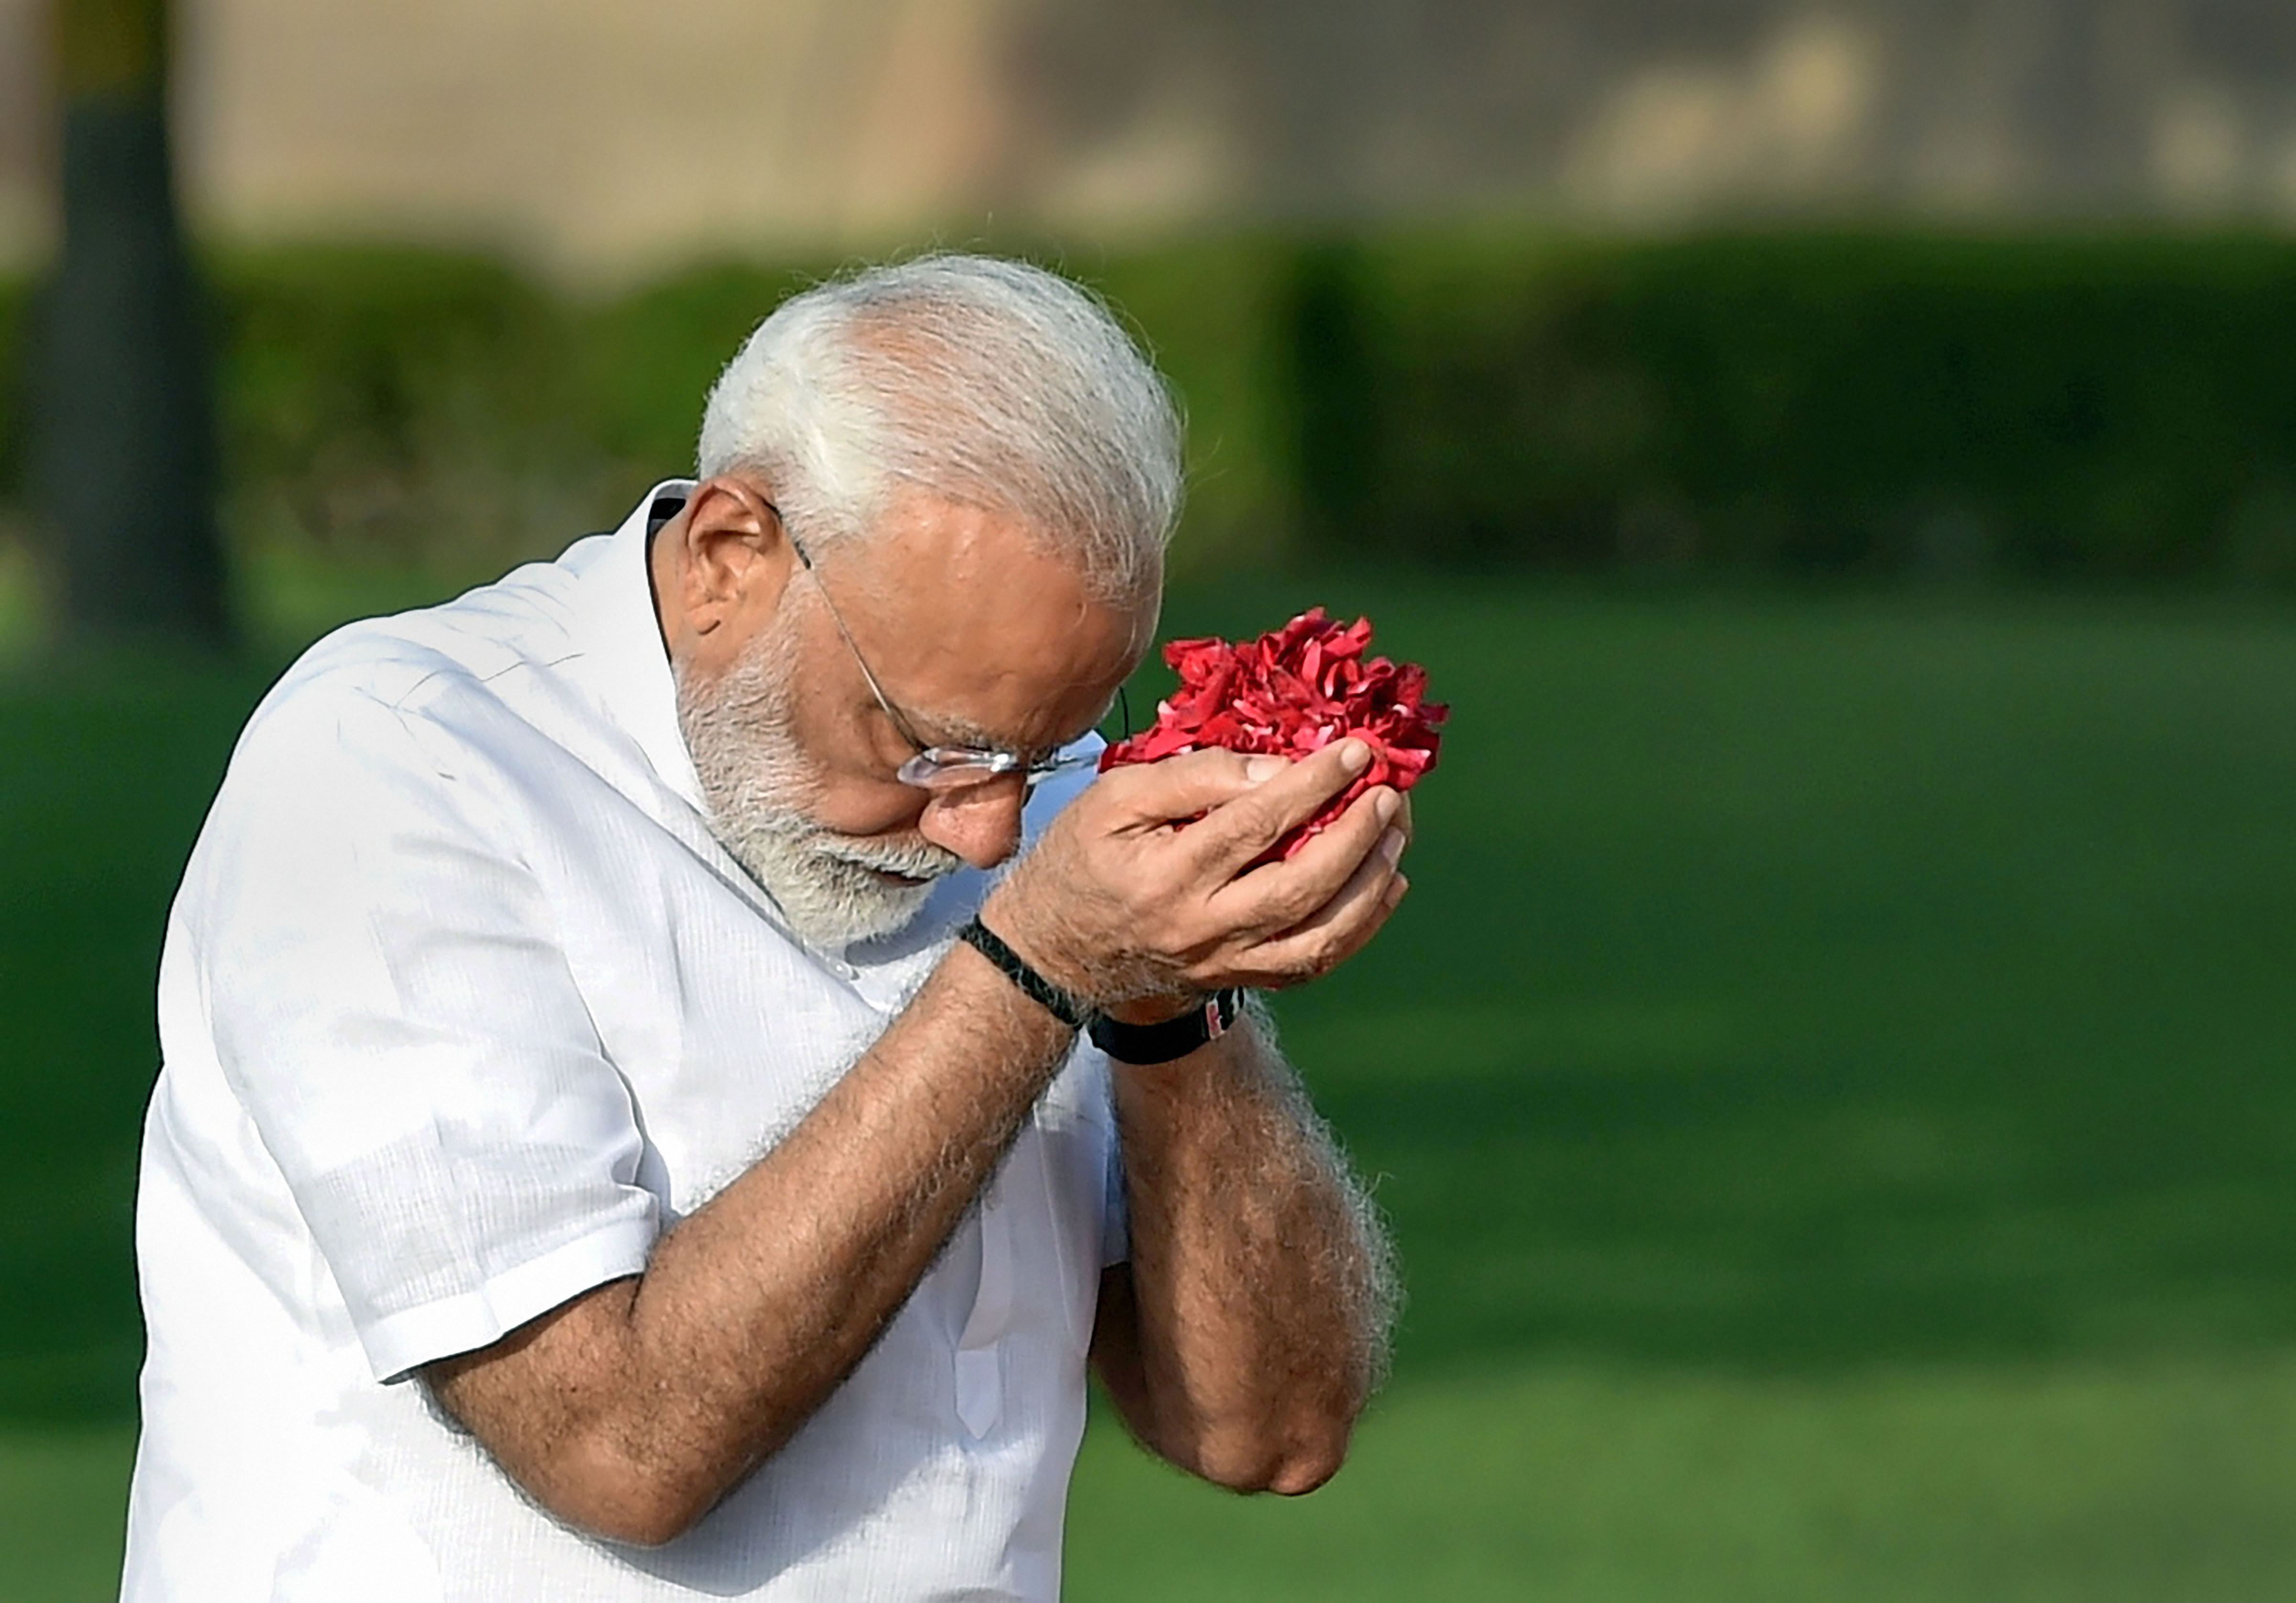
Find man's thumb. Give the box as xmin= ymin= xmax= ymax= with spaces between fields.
xmin=1103 ymin=747 xmax=1291 ymax=825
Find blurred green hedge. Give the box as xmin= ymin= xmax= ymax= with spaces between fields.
xmin=1300 ymin=232 xmax=2296 ymax=582
xmin=9 ymin=230 xmax=2296 ymax=589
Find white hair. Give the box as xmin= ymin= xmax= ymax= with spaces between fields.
xmin=695 ymin=254 xmax=1183 ymax=602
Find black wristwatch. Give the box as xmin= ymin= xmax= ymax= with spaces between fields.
xmin=1088 ymin=989 xmax=1244 ymax=1065
xmin=957 ymin=916 xmax=1242 ymax=1064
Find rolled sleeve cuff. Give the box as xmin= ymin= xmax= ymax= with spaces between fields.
xmin=359 ymin=1217 xmax=658 ymax=1383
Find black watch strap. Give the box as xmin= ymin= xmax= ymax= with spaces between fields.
xmin=1089 ymin=990 xmax=1243 ymax=1065
xmin=956 ymin=916 xmax=1093 ymax=1031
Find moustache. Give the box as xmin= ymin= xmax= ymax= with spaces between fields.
xmin=809 ymin=833 xmax=966 ymax=883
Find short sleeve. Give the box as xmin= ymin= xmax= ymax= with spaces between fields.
xmin=190 ymin=679 xmax=658 ymax=1382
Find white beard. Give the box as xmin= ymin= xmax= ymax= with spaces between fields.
xmin=675 ymin=606 xmax=963 ymax=950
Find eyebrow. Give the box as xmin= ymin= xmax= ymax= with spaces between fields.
xmin=909 ymin=696 xmax=1113 ymax=762
xmin=918 ymin=713 xmax=1005 ymax=749
xmin=909 ymin=708 xmax=1036 ymax=757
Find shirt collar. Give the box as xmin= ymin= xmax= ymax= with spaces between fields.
xmin=568 ymin=478 xmax=705 ymax=812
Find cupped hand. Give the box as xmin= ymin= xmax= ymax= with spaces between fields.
xmin=981 ymin=737 xmax=1413 ymax=1013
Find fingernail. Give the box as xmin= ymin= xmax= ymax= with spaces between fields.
xmin=1244 ymin=755 xmax=1287 ymax=782
xmin=1384 ymin=873 xmax=1410 ymax=906
xmin=1379 ymin=827 xmax=1406 ymax=865
xmin=1340 ymin=739 xmax=1373 ymax=774
xmin=1374 ymin=789 xmax=1400 ymax=826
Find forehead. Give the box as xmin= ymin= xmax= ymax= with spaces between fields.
xmin=829 ymin=493 xmax=1156 ymax=748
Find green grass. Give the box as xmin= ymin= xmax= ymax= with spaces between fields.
xmin=0 ymin=1431 xmax=134 ymax=1603
xmin=8 ymin=574 xmax=2296 ymax=1598
xmin=1068 ymin=1355 xmax=2296 ymax=1601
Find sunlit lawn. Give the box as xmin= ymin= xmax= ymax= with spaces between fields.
xmin=1067 ymin=1355 xmax=2296 ymax=1602
xmin=7 ymin=572 xmax=2296 ymax=1600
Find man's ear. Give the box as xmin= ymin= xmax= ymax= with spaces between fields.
xmin=674 ymin=476 xmax=792 ymax=636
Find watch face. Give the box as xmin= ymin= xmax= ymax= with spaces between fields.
xmin=1204 ymin=993 xmax=1233 ymax=1039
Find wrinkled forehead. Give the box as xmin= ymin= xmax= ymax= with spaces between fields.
xmin=830 ymin=492 xmax=1157 ymax=750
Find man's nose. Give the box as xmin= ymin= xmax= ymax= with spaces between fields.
xmin=915 ymin=779 xmax=1027 ymax=870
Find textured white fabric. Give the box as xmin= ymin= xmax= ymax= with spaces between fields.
xmin=122 ymin=483 xmax=1127 ymax=1602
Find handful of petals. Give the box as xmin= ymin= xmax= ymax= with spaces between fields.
xmin=1098 ymin=608 xmax=1448 ymax=860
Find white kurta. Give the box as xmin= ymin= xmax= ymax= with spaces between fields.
xmin=122 ymin=483 xmax=1124 ymax=1602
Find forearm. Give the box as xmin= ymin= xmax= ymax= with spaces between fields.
xmin=1106 ymin=1006 xmax=1397 ymax=1493
xmin=430 ymin=941 xmax=1072 ymax=1542
xmin=434 ymin=741 xmax=1411 ymax=1539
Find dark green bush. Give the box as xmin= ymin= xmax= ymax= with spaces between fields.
xmin=13 ymin=230 xmax=2296 ymax=591
xmin=201 ymin=241 xmax=1303 ymax=584
xmin=1297 ymin=231 xmax=2296 ymax=582
xmin=210 ymin=246 xmax=616 ymax=572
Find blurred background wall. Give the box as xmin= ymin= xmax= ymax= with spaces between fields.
xmin=11 ymin=0 xmax=2296 ymax=276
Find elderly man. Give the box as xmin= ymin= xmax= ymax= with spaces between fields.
xmin=121 ymin=255 xmax=1407 ymax=1600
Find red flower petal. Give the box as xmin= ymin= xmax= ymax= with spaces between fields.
xmin=1099 ymin=608 xmax=1449 ymax=859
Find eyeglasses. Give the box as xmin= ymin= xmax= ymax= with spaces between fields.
xmin=773 ymin=503 xmax=1102 ymax=794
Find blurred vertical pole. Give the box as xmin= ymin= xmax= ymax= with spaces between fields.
xmin=35 ymin=0 xmax=228 ymax=643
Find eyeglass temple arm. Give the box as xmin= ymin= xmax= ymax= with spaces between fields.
xmin=785 ymin=498 xmax=1143 ymax=764
xmin=779 ymin=516 xmax=943 ymax=759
